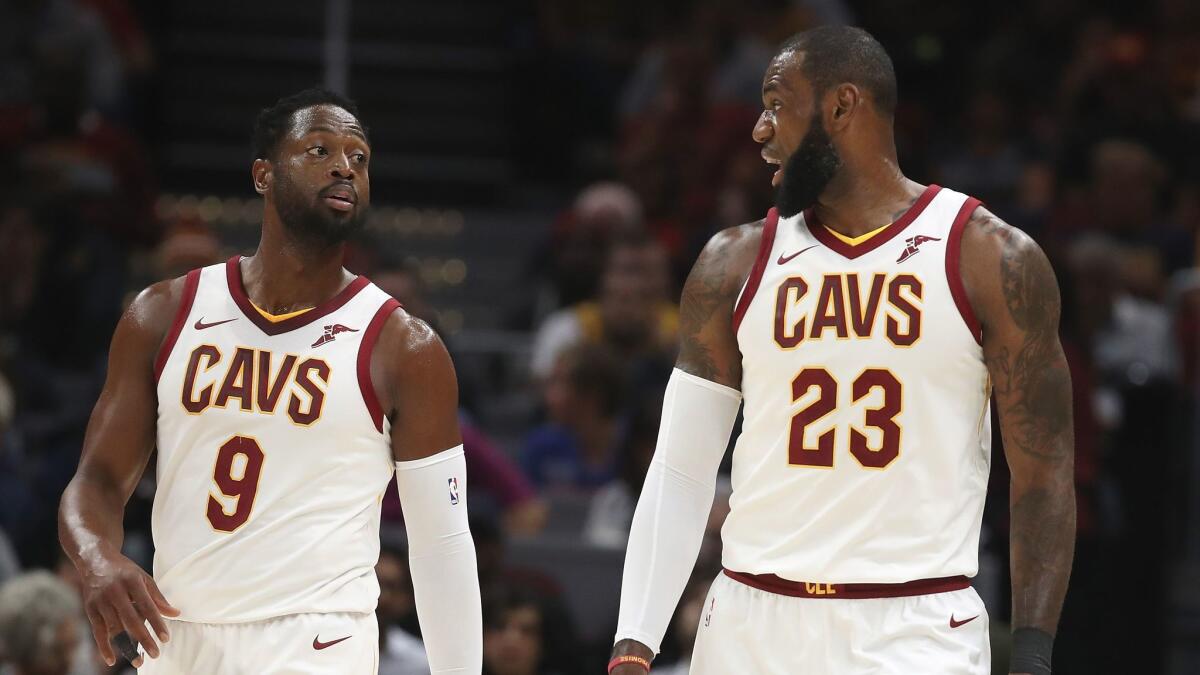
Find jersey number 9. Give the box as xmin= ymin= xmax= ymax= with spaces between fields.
xmin=207 ymin=435 xmax=265 ymax=532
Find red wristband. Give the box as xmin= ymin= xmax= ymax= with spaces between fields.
xmin=608 ymin=655 xmax=651 ymax=673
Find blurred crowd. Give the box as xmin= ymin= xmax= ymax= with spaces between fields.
xmin=1 ymin=0 xmax=1198 ymax=674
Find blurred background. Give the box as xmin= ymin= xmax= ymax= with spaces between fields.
xmin=0 ymin=0 xmax=1197 ymax=673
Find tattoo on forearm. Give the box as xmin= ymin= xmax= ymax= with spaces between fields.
xmin=1010 ymin=486 xmax=1074 ymax=631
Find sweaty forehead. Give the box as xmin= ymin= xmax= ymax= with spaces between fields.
xmin=288 ymin=104 xmax=368 ymax=143
xmin=763 ymin=49 xmax=809 ymax=96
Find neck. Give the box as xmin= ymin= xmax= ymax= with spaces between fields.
xmin=813 ymin=147 xmax=923 ymax=238
xmin=243 ymin=204 xmax=351 ymax=314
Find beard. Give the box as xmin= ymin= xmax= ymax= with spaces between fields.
xmin=775 ymin=108 xmax=842 ymax=218
xmin=273 ymin=170 xmax=368 ymax=247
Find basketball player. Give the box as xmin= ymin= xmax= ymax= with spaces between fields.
xmin=58 ymin=88 xmax=482 ymax=673
xmin=608 ymin=27 xmax=1074 ymax=675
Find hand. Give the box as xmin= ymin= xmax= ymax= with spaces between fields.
xmin=77 ymin=547 xmax=180 ymax=666
xmin=611 ymin=666 xmax=652 ymax=675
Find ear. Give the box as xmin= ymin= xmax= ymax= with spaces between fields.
xmin=252 ymin=158 xmax=272 ymax=195
xmin=829 ymin=83 xmax=862 ymax=132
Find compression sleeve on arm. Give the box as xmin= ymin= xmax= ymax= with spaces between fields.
xmin=394 ymin=445 xmax=482 ymax=674
xmin=614 ymin=368 xmax=742 ymax=654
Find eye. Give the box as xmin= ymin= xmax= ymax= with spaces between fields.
xmin=353 ymin=152 xmax=368 ymax=164
xmin=306 ymin=146 xmax=327 ymax=156
xmin=772 ymin=99 xmax=783 ymax=111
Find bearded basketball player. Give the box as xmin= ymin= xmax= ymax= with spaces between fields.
xmin=609 ymin=27 xmax=1073 ymax=675
xmin=59 ymin=88 xmax=482 ymax=674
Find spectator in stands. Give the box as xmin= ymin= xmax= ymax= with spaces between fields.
xmin=376 ymin=534 xmax=429 ymax=675
xmin=1066 ymin=234 xmax=1177 ymax=385
xmin=482 ymin=586 xmax=563 ymax=675
xmin=584 ymin=392 xmax=661 ymax=547
xmin=523 ymin=344 xmax=626 ymax=493
xmin=0 ymin=571 xmax=85 ymax=675
xmin=933 ymin=88 xmax=1026 ymax=211
xmin=531 ymin=232 xmax=677 ymax=382
xmin=534 ymin=182 xmax=646 ymax=316
xmin=151 ymin=222 xmax=221 ymax=282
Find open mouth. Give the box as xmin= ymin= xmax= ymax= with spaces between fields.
xmin=762 ymin=152 xmax=783 ymax=187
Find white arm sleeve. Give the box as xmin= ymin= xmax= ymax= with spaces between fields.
xmin=614 ymin=368 xmax=741 ymax=654
xmin=394 ymin=445 xmax=482 ymax=674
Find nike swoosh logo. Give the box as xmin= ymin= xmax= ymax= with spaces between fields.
xmin=777 ymin=245 xmax=819 ymax=265
xmin=194 ymin=317 xmax=237 ymax=330
xmin=949 ymin=614 xmax=979 ymax=628
xmin=312 ymin=635 xmax=352 ymax=650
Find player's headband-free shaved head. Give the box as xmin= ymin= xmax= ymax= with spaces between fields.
xmin=776 ymin=26 xmax=898 ymax=116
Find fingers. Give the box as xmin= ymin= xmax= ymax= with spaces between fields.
xmin=113 ymin=594 xmax=160 ymax=659
xmin=132 ymin=577 xmax=172 ymax=642
xmin=143 ymin=574 xmax=181 ymax=617
xmin=85 ymin=604 xmax=116 ymax=666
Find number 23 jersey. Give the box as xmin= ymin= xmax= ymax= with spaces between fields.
xmin=153 ymin=257 xmax=398 ymax=623
xmin=724 ymin=185 xmax=992 ymax=584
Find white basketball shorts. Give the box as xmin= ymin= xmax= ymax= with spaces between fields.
xmin=690 ymin=571 xmax=989 ymax=674
xmin=137 ymin=611 xmax=378 ymax=675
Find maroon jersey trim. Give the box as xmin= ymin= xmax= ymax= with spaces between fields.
xmin=731 ymin=208 xmax=780 ymax=335
xmin=723 ymin=569 xmax=970 ymax=599
xmin=225 ymin=256 xmax=370 ymax=336
xmin=154 ymin=268 xmax=202 ymax=382
xmin=946 ymin=197 xmax=983 ymax=345
xmin=805 ymin=184 xmax=942 ymax=260
xmin=358 ymin=298 xmax=402 ymax=433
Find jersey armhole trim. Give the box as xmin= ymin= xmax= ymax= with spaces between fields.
xmin=946 ymin=197 xmax=983 ymax=346
xmin=358 ymin=298 xmax=403 ymax=433
xmin=154 ymin=268 xmax=202 ymax=382
xmin=731 ymin=208 xmax=779 ymax=335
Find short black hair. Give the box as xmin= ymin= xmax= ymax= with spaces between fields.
xmin=252 ymin=87 xmax=365 ymax=161
xmin=778 ymin=26 xmax=897 ymax=116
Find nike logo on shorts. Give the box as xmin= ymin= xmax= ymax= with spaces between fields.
xmin=949 ymin=614 xmax=978 ymax=628
xmin=312 ymin=635 xmax=352 ymax=650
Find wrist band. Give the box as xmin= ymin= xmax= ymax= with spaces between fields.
xmin=1010 ymin=627 xmax=1054 ymax=675
xmin=608 ymin=655 xmax=651 ymax=673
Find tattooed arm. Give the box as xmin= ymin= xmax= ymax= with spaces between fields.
xmin=961 ymin=207 xmax=1075 ymax=673
xmin=610 ymin=222 xmax=763 ymax=674
xmin=675 ymin=222 xmax=764 ymax=386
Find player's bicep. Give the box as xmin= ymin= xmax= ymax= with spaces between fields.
xmin=379 ymin=314 xmax=463 ymax=461
xmin=965 ymin=212 xmax=1073 ymax=476
xmin=676 ymin=228 xmax=757 ymax=389
xmin=76 ymin=290 xmax=173 ymax=501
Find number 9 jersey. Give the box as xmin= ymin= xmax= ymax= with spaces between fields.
xmin=723 ymin=185 xmax=992 ymax=584
xmin=152 ymin=257 xmax=398 ymax=623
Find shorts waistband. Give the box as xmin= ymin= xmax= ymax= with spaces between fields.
xmin=722 ymin=569 xmax=970 ymax=599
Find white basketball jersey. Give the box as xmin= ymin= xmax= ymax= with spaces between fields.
xmin=722 ymin=185 xmax=991 ymax=584
xmin=152 ymin=257 xmax=398 ymax=623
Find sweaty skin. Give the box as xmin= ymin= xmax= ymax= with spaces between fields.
xmin=59 ymin=103 xmax=461 ymax=667
xmin=611 ymin=45 xmax=1073 ymax=675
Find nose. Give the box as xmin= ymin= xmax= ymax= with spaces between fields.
xmin=330 ymin=152 xmax=355 ymax=180
xmin=752 ymin=110 xmax=774 ymax=144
